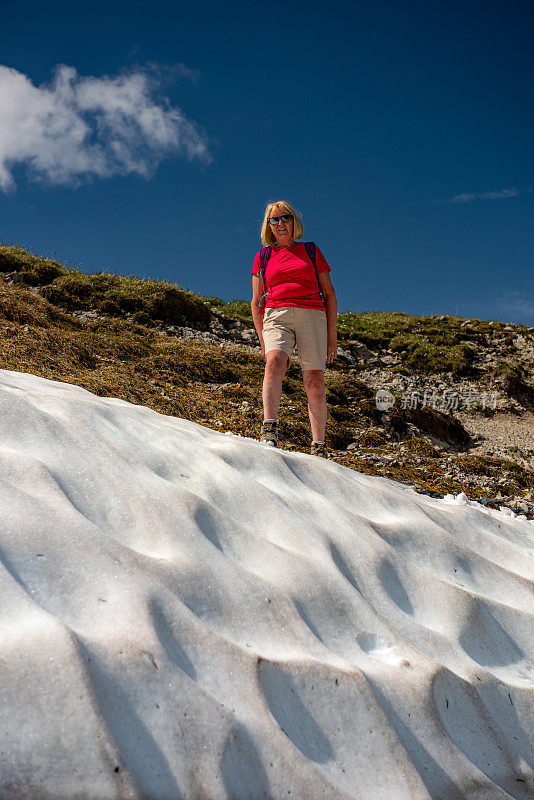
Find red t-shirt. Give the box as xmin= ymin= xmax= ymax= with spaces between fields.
xmin=252 ymin=242 xmax=331 ymax=311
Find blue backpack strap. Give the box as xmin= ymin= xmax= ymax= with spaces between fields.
xmin=304 ymin=242 xmax=326 ymax=306
xmin=257 ymin=245 xmax=272 ymax=310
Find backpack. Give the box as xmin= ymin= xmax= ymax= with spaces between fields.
xmin=257 ymin=241 xmax=326 ymax=311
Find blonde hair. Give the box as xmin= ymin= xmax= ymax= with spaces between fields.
xmin=260 ymin=200 xmax=304 ymax=246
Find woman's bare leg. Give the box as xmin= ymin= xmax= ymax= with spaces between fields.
xmin=263 ymin=350 xmax=290 ymax=420
xmin=302 ymin=369 xmax=327 ymax=442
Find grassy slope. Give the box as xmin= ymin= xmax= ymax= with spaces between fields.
xmin=1 ymin=244 xmax=533 ymax=513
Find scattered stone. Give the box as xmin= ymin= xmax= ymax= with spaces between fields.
xmin=336 ymin=348 xmax=356 ymax=365
xmin=6 ymin=272 xmax=24 ymax=285
xmin=347 ymin=340 xmax=375 ymax=361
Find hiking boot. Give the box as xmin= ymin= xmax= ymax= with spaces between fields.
xmin=311 ymin=441 xmax=328 ymax=458
xmin=260 ymin=419 xmax=277 ymax=447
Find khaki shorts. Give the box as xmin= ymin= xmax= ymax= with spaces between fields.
xmin=262 ymin=306 xmax=328 ymax=371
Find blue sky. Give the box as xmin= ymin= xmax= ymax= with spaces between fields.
xmin=1 ymin=0 xmax=533 ymax=324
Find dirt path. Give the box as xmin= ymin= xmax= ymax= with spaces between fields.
xmin=458 ymin=409 xmax=534 ymax=470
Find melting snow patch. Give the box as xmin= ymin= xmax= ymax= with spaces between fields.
xmin=0 ymin=369 xmax=533 ymax=800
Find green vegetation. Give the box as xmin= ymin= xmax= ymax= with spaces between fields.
xmin=0 ymin=246 xmax=67 ymax=286
xmin=389 ymin=335 xmax=477 ymax=376
xmin=358 ymin=429 xmax=388 ymax=447
xmin=336 ymin=309 xmax=520 ymax=349
xmin=492 ymin=361 xmax=525 ymax=396
xmin=457 ymin=454 xmax=532 ymax=494
xmin=1 ymin=245 xmax=211 ymax=329
xmin=404 ymin=437 xmax=439 ymax=458
xmin=206 ymin=296 xmax=253 ymax=325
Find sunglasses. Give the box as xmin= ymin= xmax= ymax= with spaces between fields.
xmin=268 ymin=214 xmax=293 ymax=224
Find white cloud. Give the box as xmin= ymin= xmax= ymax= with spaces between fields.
xmin=433 ymin=187 xmax=520 ymax=204
xmin=462 ymin=291 xmax=534 ymax=326
xmin=495 ymin=290 xmax=534 ymax=326
xmin=0 ymin=63 xmax=211 ymax=192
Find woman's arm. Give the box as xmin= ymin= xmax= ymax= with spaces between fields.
xmin=251 ymin=275 xmax=266 ymax=358
xmin=318 ymin=271 xmax=338 ymax=365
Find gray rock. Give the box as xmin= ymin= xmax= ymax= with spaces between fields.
xmin=336 ymin=348 xmax=356 ymax=365
xmin=347 ymin=340 xmax=375 ymax=360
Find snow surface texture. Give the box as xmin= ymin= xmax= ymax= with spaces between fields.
xmin=0 ymin=369 xmax=533 ymax=800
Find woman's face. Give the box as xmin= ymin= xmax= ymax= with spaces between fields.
xmin=270 ymin=206 xmax=294 ymax=245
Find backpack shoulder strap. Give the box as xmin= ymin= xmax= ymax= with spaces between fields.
xmin=304 ymin=241 xmax=316 ymax=266
xmin=257 ymin=246 xmax=272 ymax=310
xmin=304 ymin=242 xmax=326 ymax=306
xmin=259 ymin=246 xmax=271 ymax=271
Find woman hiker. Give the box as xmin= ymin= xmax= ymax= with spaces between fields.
xmin=251 ymin=200 xmax=338 ymax=458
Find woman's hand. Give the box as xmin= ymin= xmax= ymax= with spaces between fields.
xmin=326 ymin=333 xmax=337 ymax=365
xmin=320 ymin=272 xmax=338 ymax=367
xmin=261 ymin=340 xmax=266 ymax=361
